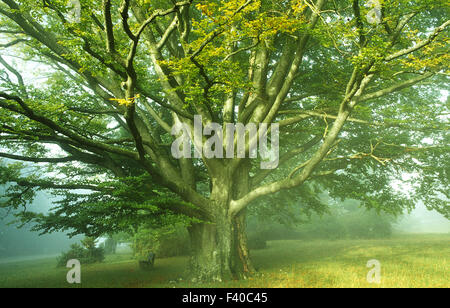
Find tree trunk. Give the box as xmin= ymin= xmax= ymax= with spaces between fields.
xmin=232 ymin=159 xmax=255 ymax=277
xmin=187 ymin=218 xmax=234 ymax=282
xmin=231 ymin=210 xmax=255 ymax=278
xmin=187 ymin=212 xmax=254 ymax=282
xmin=187 ymin=162 xmax=255 ymax=282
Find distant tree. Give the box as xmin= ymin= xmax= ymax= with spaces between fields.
xmin=0 ymin=0 xmax=448 ymax=281
xmin=104 ymin=236 xmax=117 ymax=254
xmin=247 ymin=194 xmax=395 ymax=241
xmin=57 ymin=237 xmax=104 ymax=267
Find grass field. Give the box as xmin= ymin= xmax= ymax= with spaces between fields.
xmin=0 ymin=234 xmax=448 ymax=288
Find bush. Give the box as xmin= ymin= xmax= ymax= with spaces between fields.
xmin=247 ymin=206 xmax=394 ymax=242
xmin=296 ymin=215 xmax=348 ymax=240
xmin=247 ymin=236 xmax=267 ymax=250
xmin=157 ymin=228 xmax=191 ymax=257
xmin=56 ymin=238 xmax=105 ymax=267
xmin=341 ymin=211 xmax=393 ymax=239
xmin=132 ymin=225 xmax=190 ymax=259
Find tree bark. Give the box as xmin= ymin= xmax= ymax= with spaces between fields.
xmin=187 ymin=218 xmax=233 ymax=282
xmin=231 ymin=159 xmax=255 ymax=277
xmin=187 ymin=162 xmax=255 ymax=282
xmin=187 ymin=211 xmax=254 ymax=282
xmin=231 ymin=210 xmax=255 ymax=278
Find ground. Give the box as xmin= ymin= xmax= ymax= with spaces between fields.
xmin=0 ymin=234 xmax=448 ymax=288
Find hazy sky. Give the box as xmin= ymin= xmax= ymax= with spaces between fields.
xmin=395 ymin=203 xmax=450 ymax=234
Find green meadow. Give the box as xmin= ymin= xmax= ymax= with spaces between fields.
xmin=0 ymin=234 xmax=448 ymax=288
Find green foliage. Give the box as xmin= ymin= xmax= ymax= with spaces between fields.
xmin=248 ymin=199 xmax=395 ymax=242
xmin=56 ymin=237 xmax=105 ymax=267
xmin=247 ymin=235 xmax=267 ymax=250
xmin=13 ymin=174 xmax=202 ymax=238
xmin=296 ymin=209 xmax=393 ymax=240
xmin=132 ymin=224 xmax=190 ymax=259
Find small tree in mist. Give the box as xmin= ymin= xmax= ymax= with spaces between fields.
xmin=57 ymin=237 xmax=104 ymax=267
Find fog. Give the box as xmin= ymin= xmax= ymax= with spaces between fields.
xmin=394 ymin=203 xmax=450 ymax=234
xmin=0 ymin=190 xmax=81 ymax=262
xmin=1 ymin=188 xmax=447 ymax=264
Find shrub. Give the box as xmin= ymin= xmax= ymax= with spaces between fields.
xmin=247 ymin=236 xmax=267 ymax=250
xmin=132 ymin=225 xmax=190 ymax=259
xmin=341 ymin=210 xmax=393 ymax=239
xmin=247 ymin=206 xmax=394 ymax=242
xmin=157 ymin=228 xmax=191 ymax=257
xmin=56 ymin=238 xmax=105 ymax=267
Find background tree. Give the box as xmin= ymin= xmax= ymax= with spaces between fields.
xmin=56 ymin=236 xmax=105 ymax=267
xmin=103 ymin=235 xmax=117 ymax=254
xmin=0 ymin=0 xmax=448 ymax=281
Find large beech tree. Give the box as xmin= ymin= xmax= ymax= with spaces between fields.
xmin=0 ymin=0 xmax=448 ymax=281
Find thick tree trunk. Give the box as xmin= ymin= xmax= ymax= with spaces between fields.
xmin=187 ymin=163 xmax=254 ymax=282
xmin=187 ymin=218 xmax=234 ymax=282
xmin=231 ymin=211 xmax=255 ymax=278
xmin=232 ymin=160 xmax=255 ymax=277
xmin=187 ymin=212 xmax=254 ymax=282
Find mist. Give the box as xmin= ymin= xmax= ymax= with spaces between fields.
xmin=394 ymin=203 xmax=450 ymax=234
xmin=0 ymin=190 xmax=81 ymax=263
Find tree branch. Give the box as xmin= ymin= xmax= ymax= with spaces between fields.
xmin=357 ymin=72 xmax=434 ymax=102
xmin=0 ymin=152 xmax=75 ymax=163
xmin=0 ymin=93 xmax=139 ymax=160
xmin=103 ymin=0 xmax=116 ymax=53
xmin=385 ymin=20 xmax=450 ymax=62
